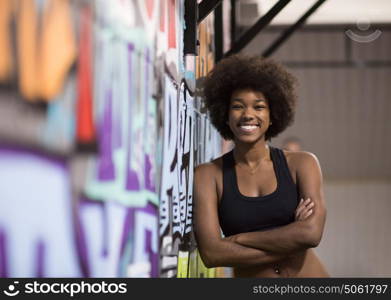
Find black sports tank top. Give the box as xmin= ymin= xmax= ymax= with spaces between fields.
xmin=218 ymin=146 xmax=299 ymax=237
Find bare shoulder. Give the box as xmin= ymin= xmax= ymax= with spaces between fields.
xmin=283 ymin=150 xmax=321 ymax=171
xmin=194 ymin=157 xmax=224 ymax=201
xmin=194 ymin=156 xmax=223 ymax=179
xmin=283 ymin=150 xmax=319 ymax=163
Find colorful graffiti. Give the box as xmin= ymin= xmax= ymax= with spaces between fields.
xmin=0 ymin=0 xmax=225 ymax=278
xmin=0 ymin=147 xmax=80 ymax=277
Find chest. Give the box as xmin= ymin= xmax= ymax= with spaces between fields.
xmin=217 ymin=149 xmax=300 ymax=236
xmin=216 ymin=158 xmax=297 ymax=201
xmin=234 ymin=162 xmax=276 ymax=197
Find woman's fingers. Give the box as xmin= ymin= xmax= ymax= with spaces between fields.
xmin=295 ymin=198 xmax=310 ymax=218
xmin=294 ymin=198 xmax=305 ymax=218
xmin=299 ymin=202 xmax=315 ymax=220
xmin=302 ymin=208 xmax=313 ymax=219
xmin=295 ymin=198 xmax=315 ymax=220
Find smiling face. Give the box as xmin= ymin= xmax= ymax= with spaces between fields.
xmin=227 ymin=89 xmax=271 ymax=144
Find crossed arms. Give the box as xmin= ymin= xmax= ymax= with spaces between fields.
xmin=193 ymin=151 xmax=326 ymax=268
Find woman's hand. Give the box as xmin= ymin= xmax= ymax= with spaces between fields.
xmin=295 ymin=198 xmax=314 ymax=221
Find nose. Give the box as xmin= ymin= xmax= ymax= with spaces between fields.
xmin=241 ymin=115 xmax=254 ymax=122
xmin=241 ymin=107 xmax=255 ymax=120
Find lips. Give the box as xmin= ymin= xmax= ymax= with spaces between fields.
xmin=237 ymin=123 xmax=260 ymax=133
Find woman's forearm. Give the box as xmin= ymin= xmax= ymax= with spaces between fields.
xmin=232 ymin=221 xmax=318 ymax=254
xmin=199 ymin=239 xmax=289 ymax=268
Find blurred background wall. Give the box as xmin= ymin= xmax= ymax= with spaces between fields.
xmin=0 ymin=0 xmax=390 ymax=278
xmin=0 ymin=0 xmax=224 ymax=278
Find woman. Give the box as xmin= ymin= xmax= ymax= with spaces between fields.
xmin=193 ymin=55 xmax=329 ymax=277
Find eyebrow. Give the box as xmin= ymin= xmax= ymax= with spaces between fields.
xmin=231 ymin=98 xmax=267 ymax=103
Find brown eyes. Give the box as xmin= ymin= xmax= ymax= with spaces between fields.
xmin=231 ymin=105 xmax=266 ymax=110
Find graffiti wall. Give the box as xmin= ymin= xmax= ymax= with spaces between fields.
xmin=0 ymin=0 xmax=224 ymax=278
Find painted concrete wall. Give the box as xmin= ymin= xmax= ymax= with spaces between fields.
xmin=0 ymin=0 xmax=224 ymax=278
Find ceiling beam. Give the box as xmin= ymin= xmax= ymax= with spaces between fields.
xmin=224 ymin=0 xmax=292 ymax=57
xmin=262 ymin=0 xmax=328 ymax=57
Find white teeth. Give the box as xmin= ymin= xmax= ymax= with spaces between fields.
xmin=240 ymin=125 xmax=257 ymax=130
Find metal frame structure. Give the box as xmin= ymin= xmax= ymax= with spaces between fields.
xmin=214 ymin=3 xmax=224 ymax=62
xmin=224 ymin=0 xmax=291 ymax=57
xmin=184 ymin=0 xmax=198 ymax=55
xmin=198 ymin=0 xmax=223 ymax=24
xmin=262 ymin=0 xmax=327 ymax=57
xmin=184 ymin=0 xmax=328 ymax=61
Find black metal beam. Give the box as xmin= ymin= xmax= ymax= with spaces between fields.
xmin=224 ymin=0 xmax=291 ymax=57
xmin=262 ymin=0 xmax=327 ymax=57
xmin=198 ymin=0 xmax=222 ymax=24
xmin=184 ymin=0 xmax=198 ymax=55
xmin=214 ymin=2 xmax=223 ymax=62
xmin=264 ymin=23 xmax=391 ymax=32
xmin=283 ymin=60 xmax=391 ymax=69
xmin=230 ymin=0 xmax=237 ymax=45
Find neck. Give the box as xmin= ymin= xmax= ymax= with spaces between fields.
xmin=233 ymin=139 xmax=270 ymax=167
